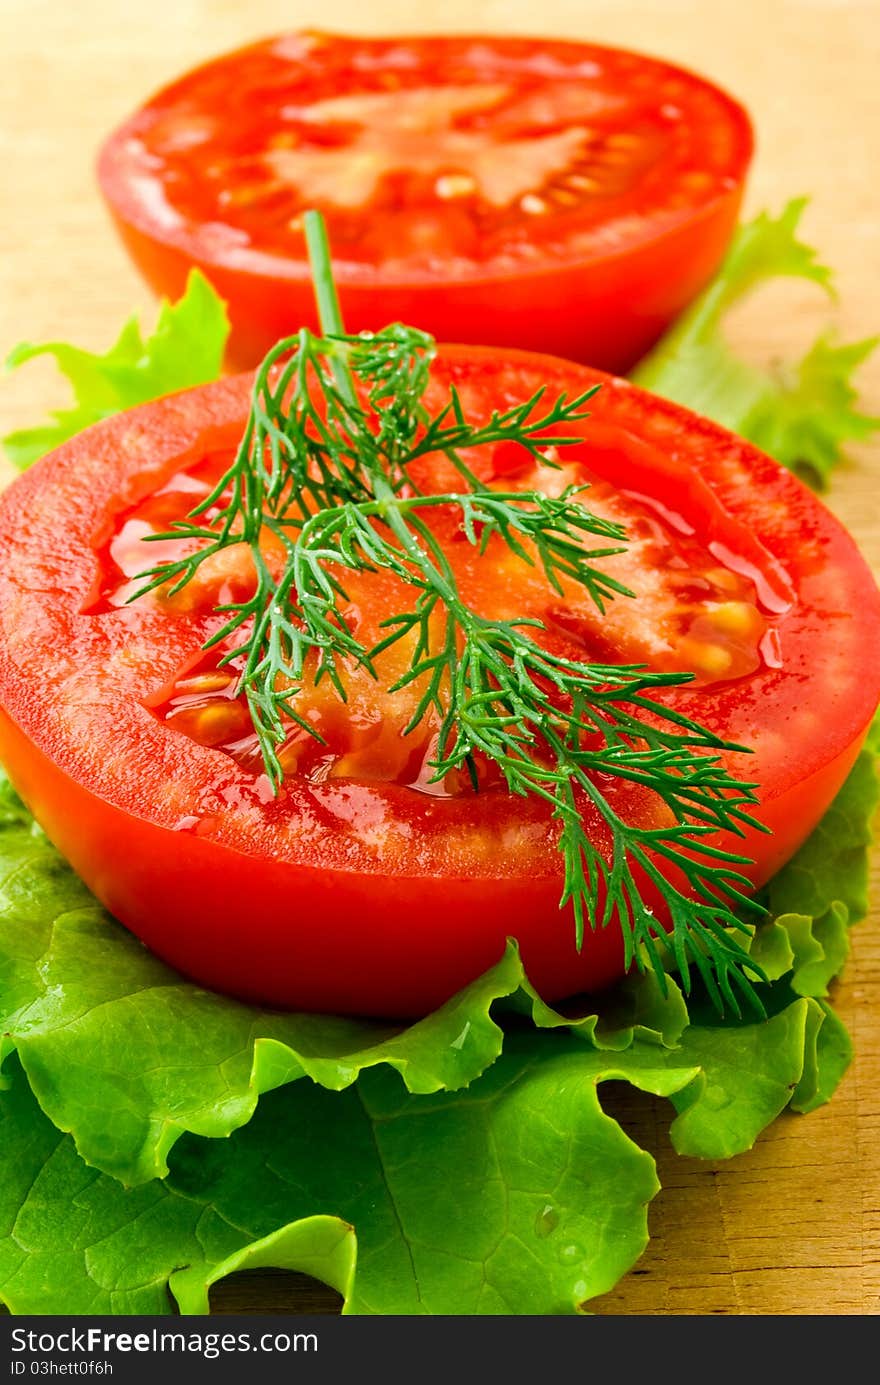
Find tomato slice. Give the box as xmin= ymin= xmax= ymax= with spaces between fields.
xmin=97 ymin=33 xmax=752 ymax=371
xmin=0 ymin=348 xmax=877 ymax=1018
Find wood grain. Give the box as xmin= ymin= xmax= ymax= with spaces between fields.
xmin=1 ymin=0 xmax=878 ymax=1318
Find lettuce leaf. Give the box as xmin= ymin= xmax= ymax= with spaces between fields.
xmin=632 ymin=200 xmax=879 ymax=487
xmin=0 ymin=969 xmax=853 ymax=1317
xmin=0 ymin=1023 xmax=812 ymax=1318
xmin=2 ymin=1039 xmax=679 ymax=1315
xmin=0 ymin=1055 xmax=357 ymax=1316
xmin=2 ymin=271 xmax=229 ymax=469
xmin=667 ymin=998 xmax=828 ymax=1157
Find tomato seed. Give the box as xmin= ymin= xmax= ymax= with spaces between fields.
xmin=435 ymin=173 xmax=477 ymax=199
xmin=710 ymin=601 xmax=760 ymax=638
xmin=175 ymin=671 xmax=235 ymax=695
xmin=677 ymin=637 xmax=734 ymax=677
xmin=705 ymin=566 xmax=743 ymax=594
xmin=167 ymin=701 xmax=249 ymax=747
xmin=220 ymin=181 xmax=285 ymax=208
xmin=268 ymin=131 xmax=300 ymax=150
xmin=568 ymin=173 xmax=600 ymax=191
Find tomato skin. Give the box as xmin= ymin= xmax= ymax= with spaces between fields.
xmin=103 ymin=178 xmax=744 ymax=375
xmin=0 ymin=705 xmax=629 ymax=1012
xmin=0 ymin=350 xmax=878 ymax=1018
xmin=97 ymin=33 xmax=752 ymax=373
xmin=0 ymin=704 xmax=865 ymax=1016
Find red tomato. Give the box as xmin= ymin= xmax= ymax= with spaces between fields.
xmin=97 ymin=33 xmax=752 ymax=372
xmin=0 ymin=347 xmax=877 ymax=1018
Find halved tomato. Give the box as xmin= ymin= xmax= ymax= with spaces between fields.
xmin=0 ymin=347 xmax=877 ymax=1018
xmin=97 ymin=33 xmax=753 ymax=371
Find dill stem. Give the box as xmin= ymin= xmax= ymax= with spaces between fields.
xmin=304 ymin=210 xmax=346 ymax=335
xmin=304 ymin=209 xmax=358 ymax=411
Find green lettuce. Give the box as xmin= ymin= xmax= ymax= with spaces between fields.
xmin=0 ymin=1055 xmax=356 ymax=1316
xmin=2 ymin=271 xmax=229 ymax=469
xmin=0 ymin=1013 xmax=830 ymax=1316
xmin=0 ymin=982 xmax=856 ymax=1315
xmin=632 ymin=200 xmax=879 ymax=487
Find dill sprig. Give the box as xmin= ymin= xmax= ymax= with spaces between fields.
xmin=136 ymin=209 xmax=768 ymax=1014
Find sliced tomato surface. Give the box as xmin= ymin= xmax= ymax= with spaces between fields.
xmin=0 ymin=348 xmax=877 ymax=1018
xmin=97 ymin=32 xmax=752 ymax=370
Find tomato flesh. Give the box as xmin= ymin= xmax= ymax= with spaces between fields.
xmin=97 ymin=33 xmax=753 ymax=371
xmin=0 ymin=349 xmax=877 ymax=1017
xmin=96 ymin=444 xmax=773 ymax=791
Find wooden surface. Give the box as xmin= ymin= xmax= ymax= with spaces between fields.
xmin=1 ymin=0 xmax=878 ymax=1317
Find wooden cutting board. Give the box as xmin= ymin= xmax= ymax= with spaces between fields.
xmin=1 ymin=0 xmax=877 ymax=1317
